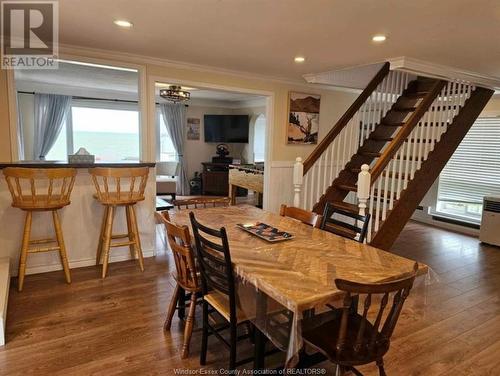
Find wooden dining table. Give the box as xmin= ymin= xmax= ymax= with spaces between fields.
xmin=170 ymin=205 xmax=427 ymax=369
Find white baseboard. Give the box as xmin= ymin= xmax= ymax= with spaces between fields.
xmin=0 ymin=257 xmax=10 ymax=347
xmin=21 ymin=248 xmax=155 ymax=276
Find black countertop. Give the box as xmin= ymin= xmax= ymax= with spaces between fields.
xmin=0 ymin=161 xmax=156 ymax=169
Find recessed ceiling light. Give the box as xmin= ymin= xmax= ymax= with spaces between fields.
xmin=372 ymin=35 xmax=387 ymax=42
xmin=114 ymin=20 xmax=133 ymax=28
xmin=294 ymin=56 xmax=306 ymax=63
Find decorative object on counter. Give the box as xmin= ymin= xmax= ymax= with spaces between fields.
xmin=159 ymin=85 xmax=191 ymax=103
xmin=186 ymin=118 xmax=200 ymax=140
xmin=287 ymin=91 xmax=321 ymax=144
xmin=3 ymin=167 xmax=77 ymax=291
xmin=89 ymin=167 xmax=149 ymax=278
xmin=68 ymin=147 xmax=95 ymax=164
xmin=189 ymin=171 xmax=202 ymax=195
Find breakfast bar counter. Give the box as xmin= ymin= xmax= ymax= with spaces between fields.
xmin=0 ymin=161 xmax=157 ymax=276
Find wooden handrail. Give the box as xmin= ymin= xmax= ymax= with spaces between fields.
xmin=369 ymin=79 xmax=447 ymax=182
xmin=302 ymin=62 xmax=390 ymax=175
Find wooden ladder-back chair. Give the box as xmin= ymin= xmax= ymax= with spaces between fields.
xmin=279 ymin=204 xmax=323 ymax=228
xmin=321 ymin=202 xmax=371 ymax=243
xmin=89 ymin=167 xmax=149 ymax=278
xmin=302 ymin=263 xmax=419 ymax=376
xmin=3 ymin=167 xmax=77 ymax=291
xmin=173 ymin=197 xmax=231 ymax=210
xmin=155 ymin=211 xmax=200 ymax=358
xmin=189 ymin=212 xmax=256 ymax=370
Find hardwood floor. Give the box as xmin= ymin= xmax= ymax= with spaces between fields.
xmin=0 ymin=220 xmax=499 ymax=375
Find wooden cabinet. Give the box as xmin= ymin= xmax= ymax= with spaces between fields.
xmin=202 ymin=163 xmax=229 ymax=195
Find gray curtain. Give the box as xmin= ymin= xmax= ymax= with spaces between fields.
xmin=34 ymin=93 xmax=71 ymax=160
xmin=160 ymin=103 xmax=188 ymax=195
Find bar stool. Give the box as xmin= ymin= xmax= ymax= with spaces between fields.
xmin=89 ymin=167 xmax=149 ymax=278
xmin=3 ymin=167 xmax=76 ymax=291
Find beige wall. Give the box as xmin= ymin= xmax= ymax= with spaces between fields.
xmin=0 ymin=70 xmax=12 ymax=161
xmin=482 ymin=95 xmax=500 ymax=113
xmin=146 ymin=63 xmax=357 ymax=164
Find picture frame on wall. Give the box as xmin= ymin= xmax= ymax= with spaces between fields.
xmin=287 ymin=92 xmax=321 ymax=144
xmin=187 ymin=117 xmax=201 ymax=140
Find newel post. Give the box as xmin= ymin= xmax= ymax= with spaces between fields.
xmin=293 ymin=157 xmax=303 ymax=208
xmin=357 ymin=164 xmax=371 ymax=216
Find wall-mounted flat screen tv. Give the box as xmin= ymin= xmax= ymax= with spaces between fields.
xmin=204 ymin=115 xmax=249 ymax=143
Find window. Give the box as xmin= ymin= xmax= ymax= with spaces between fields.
xmin=46 ymin=102 xmax=140 ymax=162
xmin=157 ymin=109 xmax=177 ymax=162
xmin=253 ymin=114 xmax=266 ymax=162
xmin=435 ymin=117 xmax=500 ymax=223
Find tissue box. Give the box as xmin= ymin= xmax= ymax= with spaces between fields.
xmin=68 ymin=154 xmax=95 ymax=164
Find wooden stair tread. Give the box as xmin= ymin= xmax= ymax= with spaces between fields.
xmin=393 ymin=106 xmax=418 ymax=112
xmin=380 ymin=122 xmax=405 ymax=127
xmin=358 ymin=151 xmax=381 ymax=158
xmin=335 ymin=183 xmax=357 ymax=192
xmin=329 ymin=201 xmax=359 ymax=214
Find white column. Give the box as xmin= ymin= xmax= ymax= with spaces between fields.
xmin=293 ymin=157 xmax=303 ymax=208
xmin=357 ymin=164 xmax=371 ymax=216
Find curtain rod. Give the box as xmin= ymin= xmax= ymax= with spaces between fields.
xmin=17 ymin=91 xmax=189 ymax=107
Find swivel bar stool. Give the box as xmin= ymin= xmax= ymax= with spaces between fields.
xmin=3 ymin=167 xmax=76 ymax=291
xmin=89 ymin=167 xmax=149 ymax=278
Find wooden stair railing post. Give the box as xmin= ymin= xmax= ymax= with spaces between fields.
xmin=302 ymin=62 xmax=391 ymax=175
xmin=369 ymin=80 xmax=447 ymax=183
xmin=357 ymin=164 xmax=371 ymax=216
xmin=370 ymin=87 xmax=494 ymax=250
xmin=293 ymin=157 xmax=304 ymax=208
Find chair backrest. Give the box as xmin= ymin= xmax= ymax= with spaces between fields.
xmin=3 ymin=167 xmax=77 ymax=209
xmin=89 ymin=167 xmax=149 ymax=204
xmin=279 ymin=204 xmax=322 ymax=228
xmin=156 ymin=161 xmax=178 ymax=177
xmin=334 ymin=263 xmax=418 ymax=358
xmin=321 ymin=202 xmax=371 ymax=243
xmin=155 ymin=211 xmax=198 ymax=292
xmin=189 ymin=212 xmax=237 ymax=319
xmin=174 ymin=197 xmax=230 ymax=209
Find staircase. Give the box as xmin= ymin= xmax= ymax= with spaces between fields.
xmin=297 ymin=62 xmax=494 ymax=250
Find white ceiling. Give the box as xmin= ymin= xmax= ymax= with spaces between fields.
xmin=58 ymin=0 xmax=500 ymax=81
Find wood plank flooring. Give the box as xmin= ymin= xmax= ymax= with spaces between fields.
xmin=0 ymin=220 xmax=499 ymax=375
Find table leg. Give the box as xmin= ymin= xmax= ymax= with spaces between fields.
xmin=229 ymin=184 xmax=237 ymax=205
xmin=253 ymin=290 xmax=268 ymax=370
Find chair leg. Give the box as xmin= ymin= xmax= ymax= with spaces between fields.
xmin=129 ymin=205 xmax=144 ymax=272
xmin=377 ymin=359 xmax=387 ymax=376
xmin=96 ymin=206 xmax=109 ymax=265
xmin=229 ymin=321 xmax=237 ymax=370
xmin=125 ymin=205 xmax=136 ymax=260
xmin=200 ymin=300 xmax=209 ymax=365
xmin=164 ymin=284 xmax=180 ymax=331
xmin=101 ymin=206 xmax=115 ymax=278
xmin=52 ymin=210 xmax=71 ymax=284
xmin=18 ymin=211 xmax=32 ymax=292
xmin=181 ymin=293 xmax=197 ymax=358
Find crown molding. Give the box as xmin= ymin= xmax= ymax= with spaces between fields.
xmin=58 ymin=44 xmax=354 ymax=93
xmin=388 ymin=56 xmax=500 ymax=90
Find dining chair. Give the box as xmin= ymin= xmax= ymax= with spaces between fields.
xmin=279 ymin=204 xmax=323 ymax=228
xmin=189 ymin=212 xmax=254 ymax=370
xmin=320 ymin=202 xmax=371 ymax=243
xmin=155 ymin=211 xmax=200 ymax=359
xmin=301 ymin=263 xmax=419 ymax=376
xmin=173 ymin=196 xmax=231 ymax=209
